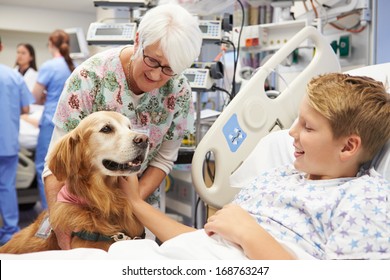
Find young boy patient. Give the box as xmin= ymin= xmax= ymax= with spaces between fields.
xmin=121 ymin=73 xmax=390 ymax=260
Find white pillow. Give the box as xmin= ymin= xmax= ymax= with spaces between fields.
xmin=373 ymin=140 xmax=390 ymax=180
xmin=229 ymin=129 xmax=390 ymax=187
xmin=229 ymin=129 xmax=294 ymax=188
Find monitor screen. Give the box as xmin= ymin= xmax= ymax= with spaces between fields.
xmin=184 ymin=73 xmax=196 ymax=82
xmin=95 ymin=28 xmax=124 ymax=36
xmin=199 ymin=25 xmax=208 ymax=34
xmin=65 ymin=27 xmax=89 ymax=59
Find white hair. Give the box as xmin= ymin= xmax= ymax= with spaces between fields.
xmin=136 ymin=3 xmax=203 ymax=74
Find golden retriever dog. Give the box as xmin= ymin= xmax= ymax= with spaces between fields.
xmin=0 ymin=111 xmax=149 ymax=254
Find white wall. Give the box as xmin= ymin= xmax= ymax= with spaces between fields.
xmin=375 ymin=0 xmax=390 ymax=63
xmin=0 ymin=29 xmax=51 ymax=68
xmin=0 ymin=4 xmax=96 ymax=68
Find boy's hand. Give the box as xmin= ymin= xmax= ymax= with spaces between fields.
xmin=204 ymin=204 xmax=258 ymax=246
xmin=118 ymin=175 xmax=141 ymax=204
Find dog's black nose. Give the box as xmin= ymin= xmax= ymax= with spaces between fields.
xmin=133 ymin=134 xmax=149 ymax=149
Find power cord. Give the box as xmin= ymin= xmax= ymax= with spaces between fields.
xmin=211 ymin=84 xmax=233 ymax=100
xmin=231 ymin=0 xmax=245 ymax=99
xmin=194 ymin=151 xmax=215 ymax=228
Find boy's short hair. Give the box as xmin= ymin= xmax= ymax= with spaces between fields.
xmin=306 ymin=73 xmax=390 ymax=163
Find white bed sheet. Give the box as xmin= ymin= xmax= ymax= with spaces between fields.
xmin=0 ymin=229 xmax=315 ymax=260
xmin=0 ymin=230 xmax=244 ymax=260
xmin=19 ymin=104 xmax=43 ymax=150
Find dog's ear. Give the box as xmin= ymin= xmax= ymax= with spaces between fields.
xmin=47 ymin=132 xmax=82 ymax=182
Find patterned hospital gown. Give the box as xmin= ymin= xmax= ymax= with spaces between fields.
xmin=233 ymin=164 xmax=390 ymax=259
xmin=52 ymin=46 xmax=195 ymax=205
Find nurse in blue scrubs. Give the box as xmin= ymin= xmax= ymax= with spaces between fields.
xmin=31 ymin=30 xmax=75 ymax=210
xmin=0 ymin=36 xmax=35 ymax=245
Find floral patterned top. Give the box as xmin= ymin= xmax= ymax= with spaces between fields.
xmin=53 ymin=46 xmax=195 ymax=204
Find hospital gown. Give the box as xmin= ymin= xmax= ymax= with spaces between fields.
xmin=233 ymin=164 xmax=390 ymax=259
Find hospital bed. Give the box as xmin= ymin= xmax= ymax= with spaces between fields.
xmin=192 ymin=25 xmax=341 ymax=209
xmin=16 ymin=104 xmax=43 ymax=206
xmin=192 ymin=28 xmax=390 ymax=209
xmin=0 ymin=26 xmax=389 ymax=259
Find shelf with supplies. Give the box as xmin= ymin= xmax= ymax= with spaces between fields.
xmin=234 ymin=20 xmax=308 ymax=53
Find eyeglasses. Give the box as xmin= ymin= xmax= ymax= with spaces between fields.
xmin=142 ymin=48 xmax=176 ymax=76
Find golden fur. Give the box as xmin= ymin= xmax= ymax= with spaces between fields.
xmin=0 ymin=111 xmax=149 ymax=254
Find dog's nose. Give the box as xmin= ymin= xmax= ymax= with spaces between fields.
xmin=133 ymin=134 xmax=149 ymax=149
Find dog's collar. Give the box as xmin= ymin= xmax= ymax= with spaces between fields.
xmin=57 ymin=184 xmax=87 ymax=205
xmin=71 ymin=230 xmax=146 ymax=242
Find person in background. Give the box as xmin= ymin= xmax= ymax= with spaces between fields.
xmin=42 ymin=3 xmax=202 ymax=249
xmin=0 ymin=36 xmax=35 ymax=245
xmin=14 ymin=43 xmax=38 ymax=92
xmin=32 ymin=29 xmax=75 ymax=210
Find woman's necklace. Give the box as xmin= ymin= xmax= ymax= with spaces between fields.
xmin=126 ymin=57 xmax=143 ymax=95
xmin=126 ymin=58 xmax=135 ymax=92
xmin=120 ymin=47 xmax=137 ymax=93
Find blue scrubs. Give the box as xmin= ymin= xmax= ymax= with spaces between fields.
xmin=0 ymin=64 xmax=35 ymax=244
xmin=34 ymin=57 xmax=71 ymax=209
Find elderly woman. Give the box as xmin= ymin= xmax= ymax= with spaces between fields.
xmin=42 ymin=3 xmax=203 ymax=249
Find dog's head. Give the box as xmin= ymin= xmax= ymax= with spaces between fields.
xmin=48 ymin=111 xmax=149 ymax=182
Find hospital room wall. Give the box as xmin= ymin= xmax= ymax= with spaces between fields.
xmin=0 ymin=4 xmax=95 ymax=68
xmin=375 ymin=0 xmax=390 ymax=63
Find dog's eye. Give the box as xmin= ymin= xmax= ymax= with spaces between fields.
xmin=100 ymin=125 xmax=113 ymax=133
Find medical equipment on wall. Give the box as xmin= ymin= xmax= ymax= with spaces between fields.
xmin=184 ymin=61 xmax=225 ymax=144
xmin=236 ymin=19 xmax=307 ymax=51
xmin=183 ymin=68 xmax=215 ymax=91
xmin=93 ymin=0 xmax=155 ymax=8
xmin=191 ymin=26 xmax=341 ymax=209
xmin=65 ymin=28 xmax=90 ymax=59
xmin=89 ymin=1 xmax=154 ymax=46
xmin=164 ymin=0 xmax=235 ymax=16
xmin=87 ymin=22 xmax=137 ymax=45
xmin=198 ymin=20 xmax=222 ymax=41
xmin=165 ymin=165 xmax=206 ymax=227
xmin=311 ymin=0 xmax=371 ymax=26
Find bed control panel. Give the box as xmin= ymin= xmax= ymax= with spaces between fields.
xmin=223 ymin=114 xmax=247 ymax=153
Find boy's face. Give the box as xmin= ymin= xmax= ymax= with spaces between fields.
xmin=289 ymin=95 xmax=347 ymax=180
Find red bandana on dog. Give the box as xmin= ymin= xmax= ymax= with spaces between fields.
xmin=57 ymin=184 xmax=87 ymax=205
